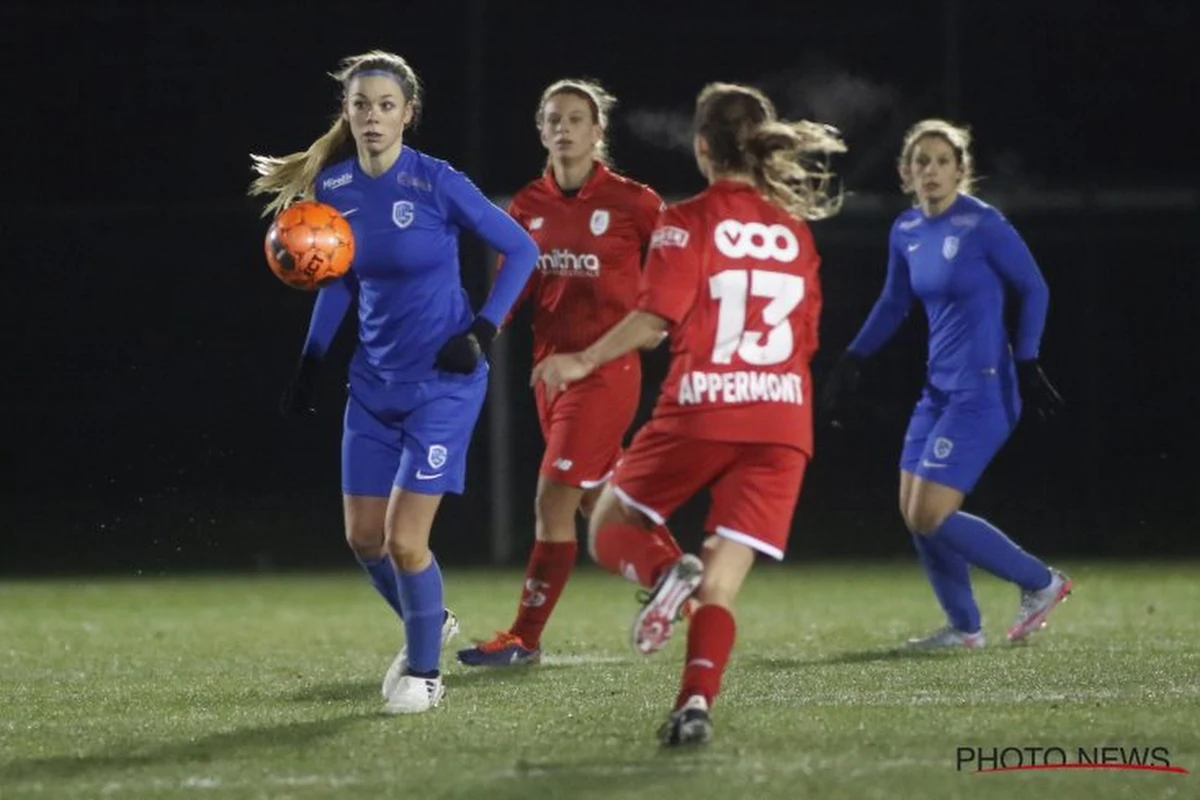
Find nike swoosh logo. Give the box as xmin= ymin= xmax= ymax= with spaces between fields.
xmin=342 ymin=207 xmax=360 ymax=217
xmin=907 ymin=243 xmax=920 ymax=252
xmin=415 ymin=470 xmax=444 ymax=480
xmin=920 ymin=460 xmax=948 ymax=469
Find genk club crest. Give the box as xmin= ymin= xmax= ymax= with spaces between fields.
xmin=427 ymin=444 xmax=448 ymax=470
xmin=393 ymin=200 xmax=415 ymax=229
xmin=589 ymin=209 xmax=610 ymax=236
xmin=933 ymin=437 xmax=954 ymax=460
xmin=942 ymin=235 xmax=959 ymax=259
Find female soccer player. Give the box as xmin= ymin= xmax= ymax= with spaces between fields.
xmin=535 ymin=83 xmax=846 ymax=745
xmin=248 ymin=50 xmax=538 ymax=713
xmin=821 ymin=119 xmax=1070 ymax=650
xmin=456 ymin=79 xmax=667 ymax=668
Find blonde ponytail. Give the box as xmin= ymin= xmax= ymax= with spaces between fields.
xmin=248 ymin=117 xmax=353 ymax=218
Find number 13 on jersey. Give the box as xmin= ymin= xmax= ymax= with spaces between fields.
xmin=709 ymin=269 xmax=806 ymax=366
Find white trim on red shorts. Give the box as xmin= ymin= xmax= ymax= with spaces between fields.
xmin=611 ymin=484 xmax=666 ymax=526
xmin=579 ymin=470 xmax=614 ymax=490
xmin=715 ymin=525 xmax=785 ymax=561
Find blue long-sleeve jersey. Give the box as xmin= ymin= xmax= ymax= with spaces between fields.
xmin=849 ymin=194 xmax=1049 ymax=392
xmin=298 ymin=146 xmax=538 ymax=380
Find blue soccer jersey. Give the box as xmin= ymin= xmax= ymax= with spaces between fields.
xmin=848 ymin=194 xmax=1050 ymax=490
xmin=303 ymin=145 xmax=537 ymax=382
xmin=849 ymin=194 xmax=1048 ymax=393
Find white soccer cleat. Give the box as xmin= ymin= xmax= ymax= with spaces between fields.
xmin=632 ymin=554 xmax=704 ymax=656
xmin=904 ymin=625 xmax=986 ymax=650
xmin=1007 ymin=568 xmax=1073 ymax=642
xmin=381 ymin=609 xmax=459 ymax=700
xmin=383 ymin=674 xmax=444 ymax=715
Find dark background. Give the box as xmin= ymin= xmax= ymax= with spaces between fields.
xmin=3 ymin=0 xmax=1196 ymax=575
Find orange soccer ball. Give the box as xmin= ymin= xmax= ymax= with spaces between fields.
xmin=264 ymin=201 xmax=355 ymax=290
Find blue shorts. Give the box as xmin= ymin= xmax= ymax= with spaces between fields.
xmin=342 ymin=360 xmax=488 ymax=497
xmin=900 ymin=383 xmax=1019 ymax=493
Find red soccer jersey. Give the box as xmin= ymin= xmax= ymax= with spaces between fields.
xmin=506 ymin=163 xmax=663 ymax=365
xmin=638 ymin=181 xmax=823 ymax=455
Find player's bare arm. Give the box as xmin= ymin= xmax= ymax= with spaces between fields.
xmin=532 ymin=310 xmax=668 ymax=397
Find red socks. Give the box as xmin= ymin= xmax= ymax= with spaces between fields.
xmin=676 ymin=604 xmax=736 ymax=709
xmin=592 ymin=522 xmax=683 ymax=588
xmin=509 ymin=540 xmax=577 ymax=648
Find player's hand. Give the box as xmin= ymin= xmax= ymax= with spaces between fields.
xmin=531 ymin=353 xmax=595 ymax=399
xmin=279 ymin=353 xmax=321 ymax=418
xmin=1016 ymin=359 xmax=1064 ymax=421
xmin=820 ymin=351 xmax=864 ymax=428
xmin=435 ymin=317 xmax=497 ymax=374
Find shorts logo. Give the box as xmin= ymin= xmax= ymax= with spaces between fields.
xmin=933 ymin=437 xmax=954 ymax=460
xmin=553 ymin=458 xmax=574 ymax=471
xmin=942 ymin=235 xmax=959 ymax=259
xmin=393 ymin=200 xmax=415 ymax=229
xmin=714 ymin=220 xmax=799 ymax=262
xmin=589 ymin=209 xmax=610 ymax=236
xmin=529 ymin=216 xmax=544 ymax=230
xmin=427 ymin=444 xmax=448 ymax=470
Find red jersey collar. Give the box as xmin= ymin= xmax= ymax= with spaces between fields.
xmin=542 ymin=161 xmax=611 ymax=200
xmin=708 ymin=177 xmax=758 ymax=194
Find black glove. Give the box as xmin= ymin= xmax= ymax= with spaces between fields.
xmin=434 ymin=317 xmax=497 ymax=374
xmin=279 ymin=353 xmax=321 ymax=418
xmin=820 ymin=351 xmax=865 ymax=428
xmin=1016 ymin=359 xmax=1064 ymax=421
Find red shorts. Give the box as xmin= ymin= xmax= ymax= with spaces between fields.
xmin=535 ymin=358 xmax=640 ymax=488
xmin=610 ymin=422 xmax=809 ymax=560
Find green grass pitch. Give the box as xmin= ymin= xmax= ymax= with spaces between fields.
xmin=2 ymin=561 xmax=1197 ymax=799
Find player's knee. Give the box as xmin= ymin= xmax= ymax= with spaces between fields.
xmin=386 ymin=536 xmax=431 ymax=573
xmin=905 ymin=506 xmax=950 ymax=536
xmin=696 ymin=535 xmax=754 ymax=606
xmin=345 ymin=527 xmax=385 ymax=559
xmin=535 ymin=484 xmax=581 ymax=543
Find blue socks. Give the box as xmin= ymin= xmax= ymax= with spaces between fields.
xmin=397 ymin=555 xmax=445 ymax=676
xmin=931 ymin=512 xmax=1051 ymax=592
xmin=356 ymin=554 xmax=404 ymax=621
xmin=912 ymin=534 xmax=981 ymax=633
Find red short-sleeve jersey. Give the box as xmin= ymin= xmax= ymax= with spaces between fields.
xmin=638 ymin=181 xmax=823 ymax=455
xmin=505 ymin=163 xmax=663 ymax=365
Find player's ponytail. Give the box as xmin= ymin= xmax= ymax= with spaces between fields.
xmin=248 ymin=117 xmax=353 ymax=218
xmin=695 ymin=82 xmax=846 ymax=221
xmin=743 ymin=120 xmax=846 ymax=221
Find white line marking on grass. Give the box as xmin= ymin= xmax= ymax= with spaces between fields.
xmin=539 ymin=654 xmax=631 ymax=666
xmin=92 ymin=775 xmax=363 ymax=794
